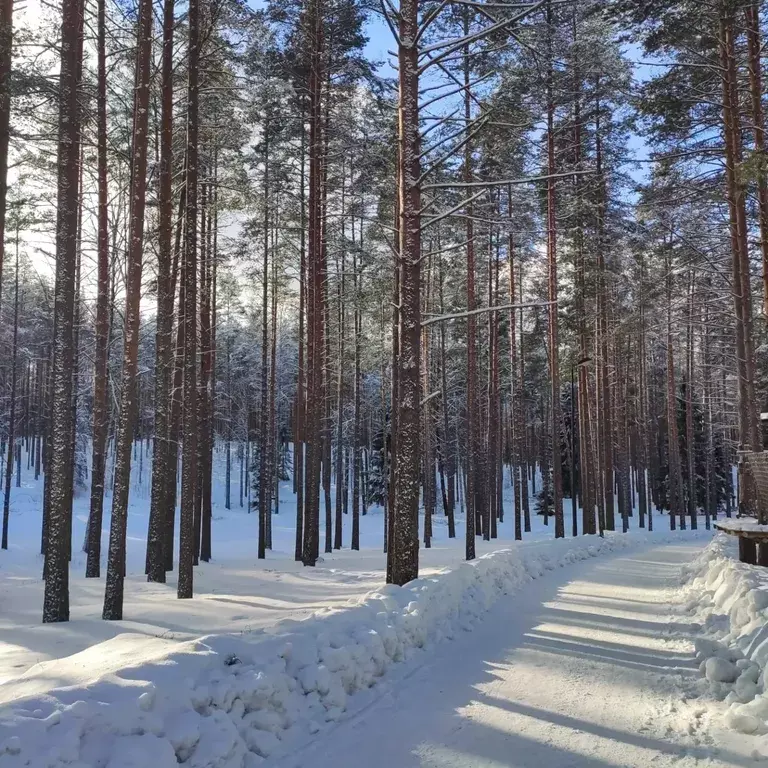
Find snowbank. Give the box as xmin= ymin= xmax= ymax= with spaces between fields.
xmin=0 ymin=532 xmax=693 ymax=768
xmin=679 ymin=534 xmax=768 ymax=749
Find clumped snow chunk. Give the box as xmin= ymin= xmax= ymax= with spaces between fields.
xmin=0 ymin=532 xmax=675 ymax=768
xmin=704 ymin=657 xmax=738 ymax=683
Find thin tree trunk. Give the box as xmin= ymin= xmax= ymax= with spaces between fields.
xmin=438 ymin=242 xmax=456 ymax=538
xmin=595 ymin=85 xmax=614 ymax=532
xmin=352 ymin=224 xmax=362 ymax=550
xmin=1 ymin=242 xmax=19 ymax=549
xmin=334 ymin=208 xmax=345 ymax=549
xmin=686 ymin=271 xmax=697 ymax=530
xmin=518 ymin=264 xmax=531 ymax=532
xmin=178 ymin=0 xmax=200 ymax=600
xmin=267 ymin=221 xmax=278 ymax=550
xmin=102 ymin=0 xmax=154 ymax=619
xmin=0 ymin=0 xmax=11 ymax=322
xmin=745 ymin=3 xmax=768 ymax=324
xmin=463 ymin=13 xmax=477 ymax=560
xmin=547 ymin=0 xmax=563 ymax=538
xmin=85 ymin=0 xmax=111 ymax=579
xmin=302 ymin=0 xmax=324 ymax=566
xmin=665 ymin=246 xmax=683 ymax=531
xmin=508 ymin=229 xmax=522 ymax=541
xmin=257 ymin=128 xmax=270 ymax=559
xmin=295 ymin=100 xmax=307 ymax=560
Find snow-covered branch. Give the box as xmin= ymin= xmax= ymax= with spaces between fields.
xmin=422 ymin=169 xmax=595 ymax=190
xmin=422 ymin=301 xmax=557 ymax=326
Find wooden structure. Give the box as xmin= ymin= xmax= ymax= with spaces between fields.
xmin=714 ymin=451 xmax=768 ymax=564
xmin=740 ymin=450 xmax=768 ymax=522
xmin=714 ymin=519 xmax=768 ymax=564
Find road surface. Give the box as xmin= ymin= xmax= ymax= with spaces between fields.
xmin=278 ymin=542 xmax=751 ymax=768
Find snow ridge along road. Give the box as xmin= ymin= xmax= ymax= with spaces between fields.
xmin=1 ymin=532 xmax=716 ymax=767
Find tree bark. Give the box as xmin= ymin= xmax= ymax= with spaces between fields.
xmin=85 ymin=0 xmax=111 ymax=579
xmin=463 ymin=13 xmax=477 ymax=560
xmin=0 ymin=0 xmax=11 ymax=322
xmin=178 ymin=0 xmax=200 ymax=600
xmin=42 ymin=0 xmax=85 ymax=623
xmin=146 ymin=0 xmax=175 ymax=582
xmin=102 ymin=0 xmax=154 ymax=619
xmin=1 ymin=242 xmax=19 ymax=550
xmin=302 ymin=0 xmax=324 ymax=566
xmin=547 ymin=0 xmax=563 ymax=538
xmin=389 ymin=0 xmax=421 ymax=585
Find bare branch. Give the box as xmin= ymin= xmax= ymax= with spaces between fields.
xmin=423 ymin=169 xmax=595 ymax=190
xmin=418 ymin=0 xmax=546 ymax=75
xmin=420 ymin=188 xmax=488 ymax=229
xmin=422 ymin=301 xmax=556 ymax=327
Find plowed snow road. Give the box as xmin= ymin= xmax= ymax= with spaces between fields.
xmin=278 ymin=542 xmax=751 ymax=768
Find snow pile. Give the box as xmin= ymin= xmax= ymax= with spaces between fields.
xmin=680 ymin=534 xmax=768 ymax=743
xmin=0 ymin=532 xmax=652 ymax=768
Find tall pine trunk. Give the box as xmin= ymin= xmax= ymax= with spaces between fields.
xmin=85 ymin=0 xmax=111 ymax=578
xmin=102 ymin=0 xmax=154 ymax=620
xmin=389 ymin=0 xmax=421 ymax=585
xmin=547 ymin=0 xmax=563 ymax=538
xmin=146 ymin=0 xmax=175 ymax=582
xmin=42 ymin=0 xmax=85 ymax=623
xmin=178 ymin=0 xmax=200 ymax=600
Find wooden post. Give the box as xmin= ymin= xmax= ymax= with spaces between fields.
xmin=740 ymin=537 xmax=758 ymax=565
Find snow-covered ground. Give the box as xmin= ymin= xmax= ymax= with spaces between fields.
xmin=3 ymin=445 xmax=757 ymax=767
xmin=286 ymin=540 xmax=729 ymax=768
xmin=0 ymin=444 xmax=676 ymax=691
xmin=1 ymin=529 xmax=713 ymax=767
xmin=2 ymin=447 xmax=582 ymax=688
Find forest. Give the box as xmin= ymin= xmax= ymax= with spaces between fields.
xmin=0 ymin=0 xmax=764 ymax=627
